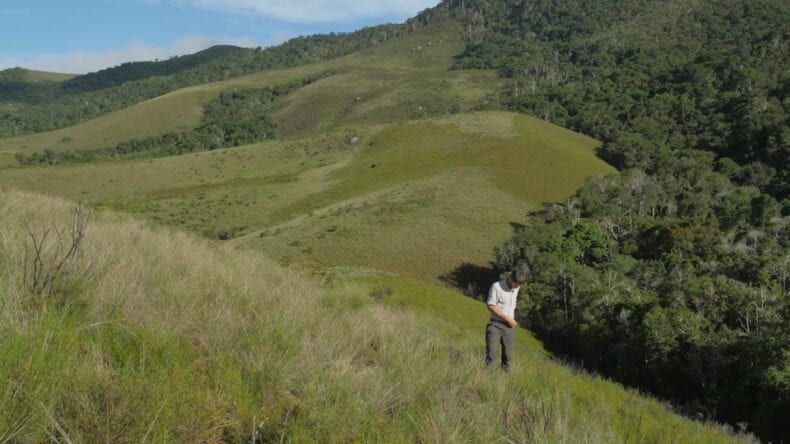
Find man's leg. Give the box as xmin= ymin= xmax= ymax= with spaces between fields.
xmin=485 ymin=322 xmax=501 ymax=367
xmin=500 ymin=326 xmax=515 ymax=372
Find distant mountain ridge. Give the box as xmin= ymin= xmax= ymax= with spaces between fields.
xmin=0 ymin=45 xmax=243 ymax=105
xmin=0 ymin=10 xmax=443 ymax=137
xmin=60 ymin=45 xmax=244 ymax=93
xmin=0 ymin=68 xmax=76 ymax=83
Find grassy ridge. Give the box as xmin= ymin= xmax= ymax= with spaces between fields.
xmin=0 ymin=190 xmax=749 ymax=442
xmin=21 ymin=69 xmax=77 ymax=82
xmin=286 ymin=112 xmax=606 ymax=207
xmin=242 ymin=169 xmax=529 ymax=282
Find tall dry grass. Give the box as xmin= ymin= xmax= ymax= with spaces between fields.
xmin=0 ymin=190 xmax=750 ymax=442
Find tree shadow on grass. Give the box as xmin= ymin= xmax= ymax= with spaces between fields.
xmin=441 ymin=222 xmax=525 ymax=300
xmin=440 ymin=262 xmax=499 ymax=302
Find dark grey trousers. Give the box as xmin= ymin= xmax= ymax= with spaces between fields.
xmin=485 ymin=320 xmax=514 ymax=371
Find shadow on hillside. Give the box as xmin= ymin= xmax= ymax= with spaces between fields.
xmin=440 ymin=262 xmax=498 ymax=302
xmin=509 ymin=221 xmax=525 ymax=231
xmin=442 ymin=221 xmax=528 ymax=300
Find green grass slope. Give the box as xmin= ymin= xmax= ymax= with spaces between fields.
xmin=234 ymin=111 xmax=614 ymax=281
xmin=0 ymin=20 xmax=615 ymax=283
xmin=0 ymin=110 xmax=614 ymax=283
xmin=0 ymin=190 xmax=750 ymax=442
xmin=22 ymin=69 xmax=77 ymax=82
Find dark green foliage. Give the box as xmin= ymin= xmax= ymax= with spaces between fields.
xmin=496 ymin=161 xmax=788 ymax=440
xmin=0 ymin=68 xmax=60 ymax=103
xmin=198 ymin=87 xmax=280 ymax=147
xmin=0 ymin=67 xmax=28 ymax=82
xmin=448 ymin=0 xmax=789 ymax=199
xmin=213 ymin=226 xmax=245 ymax=241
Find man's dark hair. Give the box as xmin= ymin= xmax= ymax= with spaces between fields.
xmin=510 ymin=268 xmax=528 ymax=284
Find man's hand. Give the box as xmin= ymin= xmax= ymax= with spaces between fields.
xmin=488 ymin=304 xmax=518 ymax=328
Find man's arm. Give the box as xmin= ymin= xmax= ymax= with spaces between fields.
xmin=488 ymin=304 xmax=517 ymax=328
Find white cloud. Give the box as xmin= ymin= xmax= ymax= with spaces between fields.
xmin=175 ymin=0 xmax=440 ymax=24
xmin=0 ymin=36 xmax=261 ymax=74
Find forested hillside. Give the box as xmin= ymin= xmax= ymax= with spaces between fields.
xmin=430 ymin=0 xmax=789 ymax=440
xmin=448 ymin=0 xmax=788 ymax=199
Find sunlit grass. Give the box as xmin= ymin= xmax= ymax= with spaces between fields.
xmin=237 ymin=168 xmax=528 ymax=283
xmin=0 ymin=190 xmax=750 ymax=442
xmin=0 ymin=109 xmax=614 ymax=283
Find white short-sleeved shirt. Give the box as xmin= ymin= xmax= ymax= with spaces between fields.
xmin=487 ymin=280 xmax=519 ymax=321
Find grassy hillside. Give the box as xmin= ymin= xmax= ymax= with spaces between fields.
xmin=234 ymin=112 xmax=613 ymax=281
xmin=0 ymin=111 xmax=614 ymax=283
xmin=0 ymin=190 xmax=750 ymax=442
xmin=60 ymin=45 xmax=243 ymax=93
xmin=0 ymin=8 xmax=444 ymax=138
xmin=21 ymin=69 xmax=77 ymax=82
xmin=0 ymin=64 xmax=335 ymax=166
xmin=0 ymin=67 xmax=76 ymax=83
xmin=0 ymin=20 xmax=616 ymax=284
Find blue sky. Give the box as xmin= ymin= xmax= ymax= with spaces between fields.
xmin=0 ymin=0 xmax=440 ymax=74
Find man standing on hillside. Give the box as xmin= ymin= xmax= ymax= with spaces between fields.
xmin=485 ymin=269 xmax=527 ymax=372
